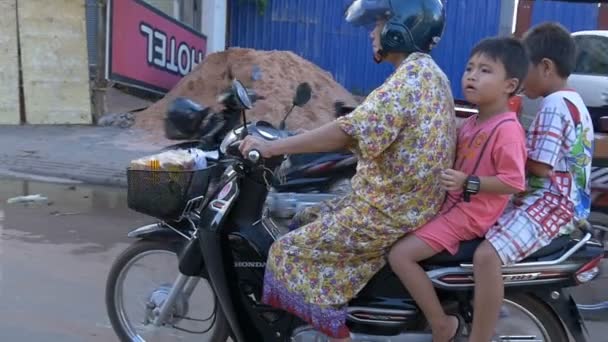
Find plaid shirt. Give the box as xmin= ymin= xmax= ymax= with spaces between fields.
xmin=522 ymin=90 xmax=594 ymax=232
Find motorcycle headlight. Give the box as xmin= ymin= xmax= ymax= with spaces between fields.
xmin=219 ymin=128 xmax=242 ymax=154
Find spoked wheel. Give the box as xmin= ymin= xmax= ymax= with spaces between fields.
xmin=105 ymin=240 xmax=229 ymax=342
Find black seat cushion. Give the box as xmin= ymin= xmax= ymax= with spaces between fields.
xmin=422 ymin=235 xmax=573 ymax=266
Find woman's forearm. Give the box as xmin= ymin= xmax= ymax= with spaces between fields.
xmin=270 ymin=121 xmax=353 ymax=155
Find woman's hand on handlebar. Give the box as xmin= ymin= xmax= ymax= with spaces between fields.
xmin=239 ymin=136 xmax=276 ymax=158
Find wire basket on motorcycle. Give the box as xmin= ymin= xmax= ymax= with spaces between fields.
xmin=126 ymin=150 xmax=223 ymax=221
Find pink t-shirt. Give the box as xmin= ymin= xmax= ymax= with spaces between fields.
xmin=440 ymin=112 xmax=527 ymax=237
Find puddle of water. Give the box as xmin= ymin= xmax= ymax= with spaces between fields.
xmin=0 ymin=177 xmax=154 ymax=254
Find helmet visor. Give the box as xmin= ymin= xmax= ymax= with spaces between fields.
xmin=345 ymin=0 xmax=392 ymax=27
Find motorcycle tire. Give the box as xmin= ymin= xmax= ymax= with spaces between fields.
xmin=501 ymin=294 xmax=569 ymax=342
xmin=105 ymin=240 xmax=230 ymax=342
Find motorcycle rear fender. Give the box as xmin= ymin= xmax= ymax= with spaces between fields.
xmin=532 ymin=289 xmax=588 ymax=342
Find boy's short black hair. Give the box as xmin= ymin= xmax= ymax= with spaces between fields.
xmin=469 ymin=37 xmax=530 ymax=94
xmin=523 ymin=22 xmax=576 ymax=78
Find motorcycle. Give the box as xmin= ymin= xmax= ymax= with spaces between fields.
xmin=106 ymin=79 xmax=604 ymax=342
xmin=163 ymin=82 xmax=357 ymax=196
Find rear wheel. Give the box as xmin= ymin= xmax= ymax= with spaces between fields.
xmin=490 ymin=294 xmax=568 ymax=342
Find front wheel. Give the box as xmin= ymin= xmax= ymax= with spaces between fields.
xmin=105 ymin=240 xmax=229 ymax=342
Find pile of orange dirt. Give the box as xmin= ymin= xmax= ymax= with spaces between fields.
xmin=135 ymin=48 xmax=359 ymax=139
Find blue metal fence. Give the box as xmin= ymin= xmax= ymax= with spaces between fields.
xmin=229 ymin=0 xmax=502 ymax=99
xmin=531 ymin=0 xmax=599 ymax=32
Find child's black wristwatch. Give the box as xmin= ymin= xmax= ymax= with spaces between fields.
xmin=463 ymin=175 xmax=480 ymax=202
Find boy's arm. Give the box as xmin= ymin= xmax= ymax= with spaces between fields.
xmin=441 ymin=171 xmax=522 ymax=194
xmin=526 ymin=159 xmax=553 ymax=178
xmin=441 ymin=138 xmax=527 ymax=195
xmin=526 ymin=105 xmax=565 ymax=174
xmin=479 ymin=139 xmax=528 ymax=194
xmin=478 ymin=176 xmax=522 ymax=194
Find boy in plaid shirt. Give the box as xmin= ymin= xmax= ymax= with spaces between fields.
xmin=468 ymin=23 xmax=594 ymax=342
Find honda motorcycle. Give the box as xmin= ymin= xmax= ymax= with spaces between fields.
xmin=105 ymin=80 xmax=604 ymax=342
xmin=164 ymin=82 xmax=357 ymax=195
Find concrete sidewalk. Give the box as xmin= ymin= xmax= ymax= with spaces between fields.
xmin=0 ymin=125 xmax=170 ymax=187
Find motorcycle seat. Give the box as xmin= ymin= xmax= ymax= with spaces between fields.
xmin=422 ymin=235 xmax=574 ymax=266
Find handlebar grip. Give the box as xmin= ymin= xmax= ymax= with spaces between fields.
xmin=248 ymin=150 xmax=261 ymax=163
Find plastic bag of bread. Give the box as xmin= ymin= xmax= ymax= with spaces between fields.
xmin=130 ymin=150 xmax=200 ymax=171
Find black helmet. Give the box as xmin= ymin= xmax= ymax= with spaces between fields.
xmin=164 ymin=97 xmax=210 ymax=140
xmin=345 ymin=0 xmax=445 ymax=55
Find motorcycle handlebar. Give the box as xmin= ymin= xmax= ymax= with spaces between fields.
xmin=226 ymin=141 xmax=263 ymax=165
xmin=247 ymin=150 xmax=261 ymax=164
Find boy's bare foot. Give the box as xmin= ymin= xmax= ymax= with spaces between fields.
xmin=432 ymin=315 xmax=461 ymax=342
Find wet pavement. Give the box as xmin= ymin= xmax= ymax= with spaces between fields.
xmin=0 ymin=176 xmax=152 ymax=341
xmin=0 ymin=175 xmax=606 ymax=341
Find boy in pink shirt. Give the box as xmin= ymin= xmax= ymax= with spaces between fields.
xmin=388 ymin=37 xmax=529 ymax=341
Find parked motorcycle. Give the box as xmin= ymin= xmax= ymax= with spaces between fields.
xmin=162 ymin=81 xmax=357 ymax=217
xmin=106 ymin=79 xmax=604 ymax=342
xmin=165 ymin=82 xmax=356 ymax=192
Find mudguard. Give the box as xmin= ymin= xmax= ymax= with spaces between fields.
xmin=535 ymin=289 xmax=588 ymax=342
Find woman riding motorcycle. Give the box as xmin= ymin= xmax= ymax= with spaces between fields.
xmin=239 ymin=0 xmax=455 ymax=340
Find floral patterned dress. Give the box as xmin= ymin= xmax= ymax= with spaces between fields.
xmin=262 ymin=53 xmax=457 ymax=338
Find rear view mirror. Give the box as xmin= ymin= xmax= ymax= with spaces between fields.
xmin=232 ymin=79 xmax=253 ymax=110
xmin=293 ymin=82 xmax=312 ymax=107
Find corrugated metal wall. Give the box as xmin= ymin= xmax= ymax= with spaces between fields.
xmin=228 ymin=0 xmax=502 ymax=99
xmin=530 ymin=0 xmax=599 ymax=32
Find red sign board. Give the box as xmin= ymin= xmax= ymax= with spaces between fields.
xmin=106 ymin=0 xmax=207 ymax=93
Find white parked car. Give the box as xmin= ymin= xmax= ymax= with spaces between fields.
xmin=571 ymin=30 xmax=608 ymax=110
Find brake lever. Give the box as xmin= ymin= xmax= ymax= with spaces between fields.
xmin=226 ymin=141 xmax=263 ymax=166
xmin=226 ymin=141 xmax=242 ymax=157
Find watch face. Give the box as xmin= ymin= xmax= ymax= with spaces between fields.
xmin=466 ymin=177 xmax=480 ymax=193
